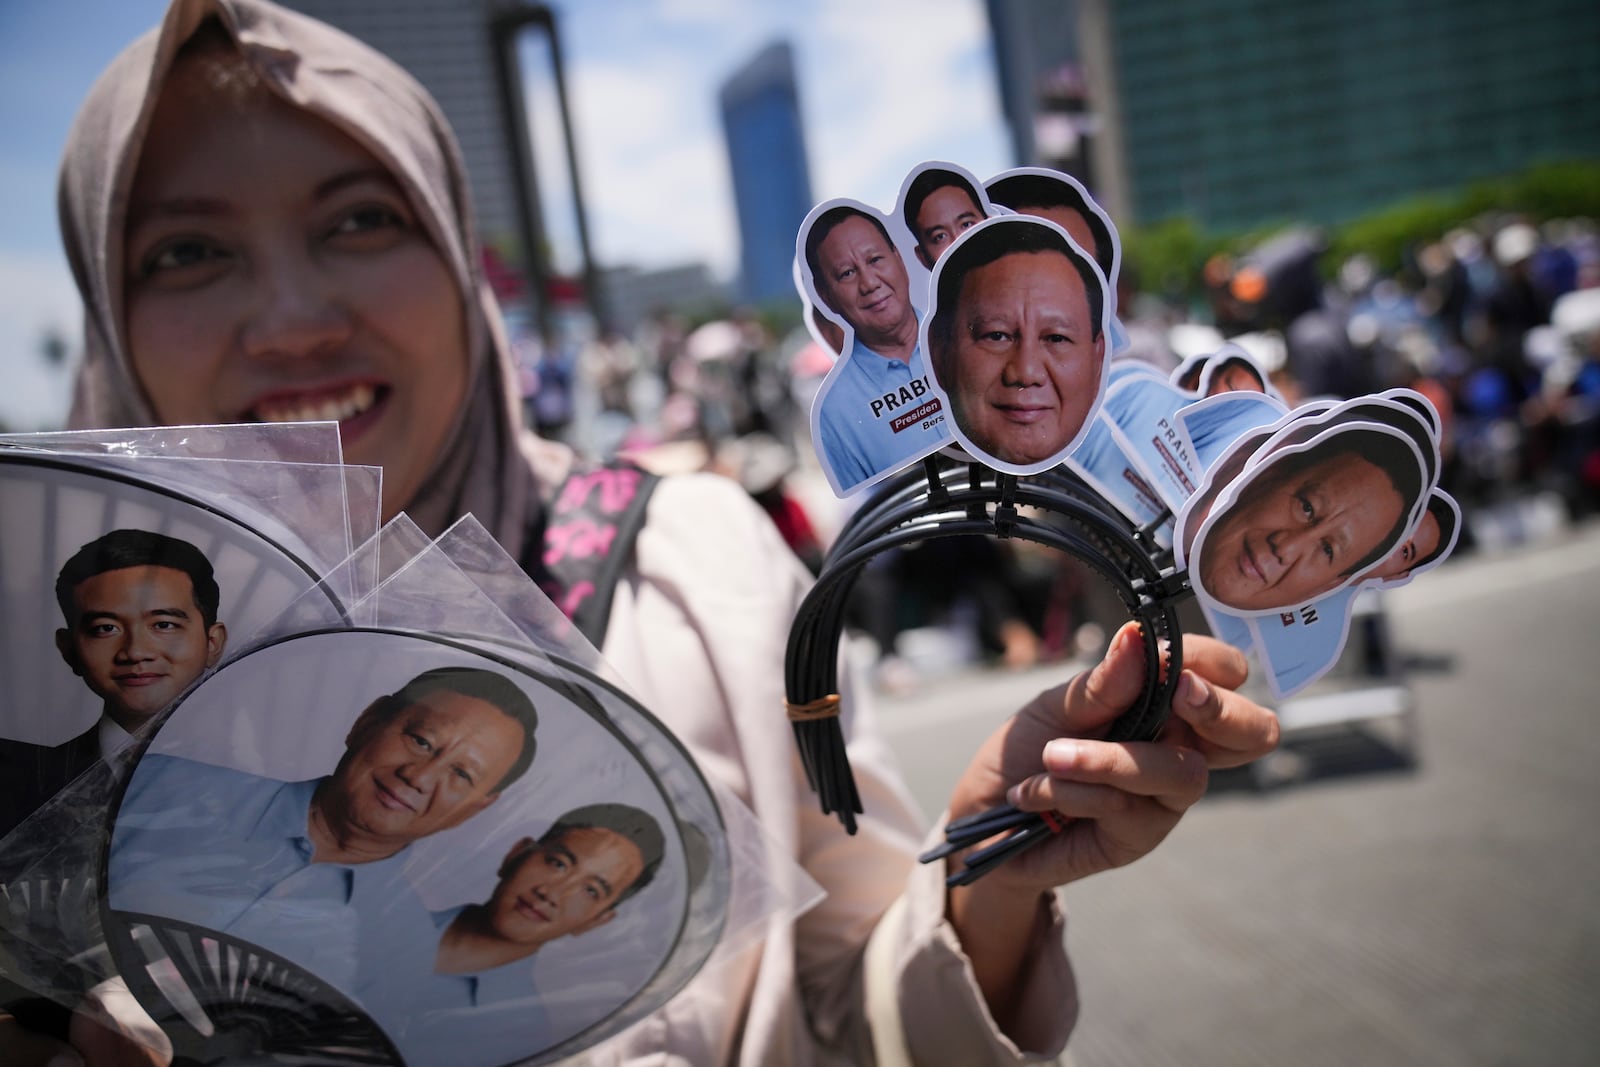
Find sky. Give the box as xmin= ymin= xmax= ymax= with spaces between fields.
xmin=0 ymin=0 xmax=1010 ymax=430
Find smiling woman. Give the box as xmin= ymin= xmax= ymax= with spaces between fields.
xmin=24 ymin=1 xmax=1285 ymax=1065
xmin=117 ymin=28 xmax=467 ymax=522
xmin=61 ymin=5 xmax=531 ymax=543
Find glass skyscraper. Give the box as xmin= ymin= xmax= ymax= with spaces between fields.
xmin=719 ymin=41 xmax=815 ymax=307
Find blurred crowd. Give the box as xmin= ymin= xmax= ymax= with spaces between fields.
xmin=506 ymin=212 xmax=1600 ymax=691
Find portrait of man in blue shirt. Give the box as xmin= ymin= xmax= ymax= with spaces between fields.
xmin=108 ymin=666 xmax=541 ymax=990
xmin=803 ymin=204 xmax=951 ymax=495
xmin=371 ymin=803 xmax=665 ymax=1066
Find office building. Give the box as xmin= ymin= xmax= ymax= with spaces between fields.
xmin=719 ymin=41 xmax=815 ymax=307
xmin=991 ymin=0 xmax=1600 ymax=231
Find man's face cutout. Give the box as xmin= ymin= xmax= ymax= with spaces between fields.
xmin=813 ymin=215 xmax=914 ymax=344
xmin=936 ymin=248 xmax=1106 ymax=468
xmin=913 ymin=184 xmax=984 ymax=269
xmin=1197 ymin=446 xmax=1407 ymax=612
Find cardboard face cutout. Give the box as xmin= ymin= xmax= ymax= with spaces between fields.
xmin=1184 ymin=421 xmax=1429 ymax=616
xmin=1167 ymin=391 xmax=1457 ymax=696
xmin=1243 ymin=487 xmax=1461 ymax=697
xmin=922 ymin=215 xmax=1113 ymax=476
xmin=797 ymin=195 xmax=954 ymax=497
xmin=983 ymin=166 xmax=1129 ymax=354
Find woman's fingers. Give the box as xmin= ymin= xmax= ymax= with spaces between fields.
xmin=1053 ymin=622 xmax=1149 ymax=734
xmin=1007 ymin=737 xmax=1209 ymax=815
xmin=1166 ymin=667 xmax=1281 ymax=769
xmin=1180 ymin=633 xmax=1251 ymax=690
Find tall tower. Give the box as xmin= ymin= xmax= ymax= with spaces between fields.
xmin=719 ymin=41 xmax=815 ymax=307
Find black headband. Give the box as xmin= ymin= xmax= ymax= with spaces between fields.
xmin=784 ymin=454 xmax=1192 ymax=885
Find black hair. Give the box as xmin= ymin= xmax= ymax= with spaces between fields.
xmin=1329 ymin=400 xmax=1438 ymax=488
xmin=1416 ymin=492 xmax=1458 ymax=571
xmin=902 ymin=169 xmax=983 ymax=243
xmin=984 ymin=172 xmax=1115 ymax=278
xmin=386 ymin=667 xmax=540 ymax=791
xmin=1206 ymin=355 xmax=1267 ymax=392
xmin=802 ymin=205 xmax=893 ymax=297
xmin=537 ymin=802 xmax=665 ymax=907
xmin=55 ymin=528 xmax=221 ymax=628
xmin=928 ymin=218 xmax=1105 ymax=367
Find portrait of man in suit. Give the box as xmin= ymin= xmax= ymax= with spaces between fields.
xmin=0 ymin=528 xmax=227 ymax=836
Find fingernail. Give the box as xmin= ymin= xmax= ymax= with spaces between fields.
xmin=1180 ymin=670 xmax=1211 ymax=707
xmin=1044 ymin=739 xmax=1079 ymax=771
xmin=1005 ymin=783 xmax=1024 ymax=806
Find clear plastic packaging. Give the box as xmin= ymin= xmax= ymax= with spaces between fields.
xmin=96 ymin=516 xmax=814 ymax=1066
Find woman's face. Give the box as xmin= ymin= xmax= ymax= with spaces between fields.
xmin=123 ymin=54 xmax=469 ymax=520
xmin=1198 ymin=447 xmax=1406 ymax=612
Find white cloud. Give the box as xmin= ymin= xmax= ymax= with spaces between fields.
xmin=564 ymin=55 xmax=738 ymax=278
xmin=802 ymin=0 xmax=1008 ymax=207
xmin=0 ymin=249 xmax=79 ymax=431
xmin=547 ymin=0 xmax=1008 ymax=282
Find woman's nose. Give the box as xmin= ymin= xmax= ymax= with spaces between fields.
xmin=239 ymin=254 xmax=354 ymax=360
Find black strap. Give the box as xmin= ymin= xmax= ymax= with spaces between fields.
xmin=522 ymin=461 xmax=659 ymax=648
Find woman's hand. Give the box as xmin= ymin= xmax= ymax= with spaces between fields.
xmin=942 ymin=622 xmax=1279 ymax=1040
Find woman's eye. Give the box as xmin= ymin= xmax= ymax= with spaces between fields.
xmin=1297 ymin=494 xmax=1315 ymax=521
xmin=1321 ymin=540 xmax=1335 ymax=564
xmin=331 ymin=205 xmax=405 ymax=236
xmin=141 ymin=239 xmax=226 ymax=278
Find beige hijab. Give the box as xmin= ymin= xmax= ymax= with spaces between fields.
xmin=58 ymin=0 xmax=570 ymax=552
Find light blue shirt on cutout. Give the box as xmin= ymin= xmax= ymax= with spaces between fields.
xmin=815 ymin=327 xmax=950 ymax=494
xmin=364 ymin=904 xmax=561 ymax=1067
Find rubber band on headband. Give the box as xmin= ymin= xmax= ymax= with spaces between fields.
xmin=785 ymin=694 xmax=841 ymax=722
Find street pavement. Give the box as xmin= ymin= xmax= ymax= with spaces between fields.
xmin=871 ymin=517 xmax=1600 ymax=1066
